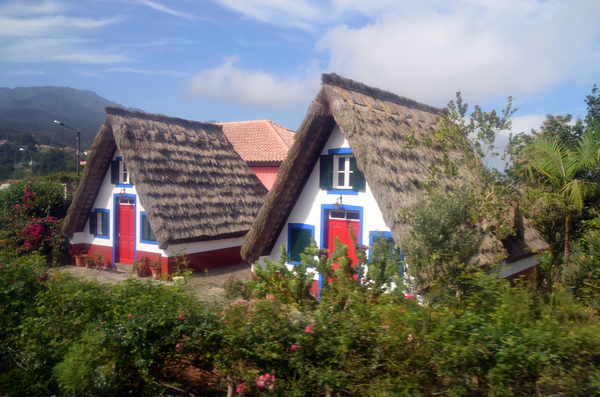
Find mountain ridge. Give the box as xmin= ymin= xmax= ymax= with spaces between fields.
xmin=0 ymin=86 xmax=132 ymax=148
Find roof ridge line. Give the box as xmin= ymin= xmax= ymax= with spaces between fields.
xmin=105 ymin=107 xmax=216 ymax=129
xmin=321 ymin=73 xmax=442 ymax=114
xmin=268 ymin=120 xmax=294 ymax=148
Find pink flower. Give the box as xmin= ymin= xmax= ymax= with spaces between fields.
xmin=305 ymin=323 xmax=315 ymax=334
xmin=127 ymin=314 xmax=134 ymax=319
xmin=176 ymin=344 xmax=181 ymax=348
xmin=37 ymin=275 xmax=47 ymax=282
xmin=404 ymin=294 xmax=414 ymax=299
xmin=264 ymin=373 xmax=270 ymax=379
xmin=291 ymin=344 xmax=297 ymax=350
xmin=236 ymin=383 xmax=246 ymax=395
xmin=256 ymin=380 xmax=265 ymax=387
xmin=178 ymin=311 xmax=186 ymax=320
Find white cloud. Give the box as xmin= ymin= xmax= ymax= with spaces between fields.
xmin=0 ymin=1 xmax=126 ymax=64
xmin=181 ymin=56 xmax=320 ymax=108
xmin=1 ymin=37 xmax=131 ymax=63
xmin=0 ymin=14 xmax=120 ymax=37
xmin=105 ymin=67 xmax=187 ymax=77
xmin=213 ymin=0 xmax=326 ymax=30
xmin=212 ymin=0 xmax=600 ymax=106
xmin=317 ymin=0 xmax=600 ymax=106
xmin=137 ymin=0 xmax=197 ymax=21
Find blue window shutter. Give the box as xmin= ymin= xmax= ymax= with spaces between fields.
xmin=319 ymin=155 xmax=333 ymax=190
xmin=350 ymin=157 xmax=365 ymax=191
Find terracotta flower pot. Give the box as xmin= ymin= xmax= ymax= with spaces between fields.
xmin=74 ymin=255 xmax=86 ymax=267
xmin=150 ymin=267 xmax=162 ymax=280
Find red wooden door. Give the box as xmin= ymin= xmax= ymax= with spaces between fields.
xmin=117 ymin=197 xmax=135 ymax=264
xmin=327 ymin=218 xmax=359 ymax=265
xmin=326 ymin=211 xmax=360 ymax=282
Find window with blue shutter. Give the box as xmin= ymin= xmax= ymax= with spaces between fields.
xmin=288 ymin=223 xmax=315 ymax=263
xmin=89 ymin=209 xmax=109 ymax=238
xmin=140 ymin=213 xmax=157 ymax=244
xmin=319 ymin=149 xmax=365 ymax=193
xmin=111 ymin=157 xmax=132 ymax=186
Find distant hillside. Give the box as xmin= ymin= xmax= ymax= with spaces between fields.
xmin=0 ymin=86 xmax=129 ymax=148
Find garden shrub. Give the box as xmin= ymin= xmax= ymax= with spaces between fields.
xmin=0 ymin=180 xmax=69 ymax=266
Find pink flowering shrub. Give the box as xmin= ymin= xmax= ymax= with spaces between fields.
xmin=0 ymin=181 xmax=69 ymax=266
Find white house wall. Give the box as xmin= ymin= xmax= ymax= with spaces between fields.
xmin=262 ymin=124 xmax=391 ymax=265
xmin=168 ymin=237 xmax=245 ymax=257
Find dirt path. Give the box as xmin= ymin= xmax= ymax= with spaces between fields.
xmin=56 ymin=262 xmax=253 ymax=301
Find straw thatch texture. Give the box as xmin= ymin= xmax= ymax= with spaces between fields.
xmin=241 ymin=73 xmax=548 ymax=265
xmin=63 ymin=107 xmax=268 ymax=249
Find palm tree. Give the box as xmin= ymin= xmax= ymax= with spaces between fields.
xmin=524 ymin=125 xmax=600 ymax=261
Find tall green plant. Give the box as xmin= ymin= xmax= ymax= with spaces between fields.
xmin=402 ymin=184 xmax=488 ymax=300
xmin=522 ymin=126 xmax=600 ymax=261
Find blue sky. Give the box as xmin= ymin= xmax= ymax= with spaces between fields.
xmin=1 ymin=0 xmax=599 ymax=160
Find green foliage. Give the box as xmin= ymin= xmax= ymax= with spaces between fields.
xmin=562 ymin=217 xmax=600 ymax=309
xmin=506 ymin=85 xmax=600 ymax=265
xmin=0 ymin=251 xmax=221 ymax=396
xmin=2 ymin=234 xmax=600 ymax=396
xmin=248 ymin=243 xmax=317 ymax=305
xmin=403 ymin=184 xmax=489 ymax=298
xmin=0 ymin=180 xmax=69 ymax=265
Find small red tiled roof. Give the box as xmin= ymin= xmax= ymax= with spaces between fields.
xmin=218 ymin=120 xmax=295 ymax=164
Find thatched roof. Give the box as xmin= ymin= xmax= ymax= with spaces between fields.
xmin=63 ymin=107 xmax=268 ymax=249
xmin=241 ymin=73 xmax=548 ymax=265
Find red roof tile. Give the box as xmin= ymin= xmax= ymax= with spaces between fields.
xmin=218 ymin=120 xmax=295 ymax=163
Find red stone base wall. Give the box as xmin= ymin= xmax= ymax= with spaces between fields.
xmin=68 ymin=243 xmax=244 ymax=274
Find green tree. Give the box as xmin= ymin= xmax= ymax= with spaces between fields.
xmin=402 ymin=184 xmax=488 ymax=300
xmin=521 ymin=125 xmax=600 ymax=262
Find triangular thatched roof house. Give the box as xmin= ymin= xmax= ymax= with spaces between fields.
xmin=63 ymin=107 xmax=268 ymax=273
xmin=241 ymin=73 xmax=547 ymax=290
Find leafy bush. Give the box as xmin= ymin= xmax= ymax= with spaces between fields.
xmin=2 ymin=236 xmax=600 ymax=396
xmin=0 ymin=180 xmax=69 ymax=265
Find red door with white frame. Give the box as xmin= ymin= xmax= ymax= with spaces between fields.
xmin=117 ymin=197 xmax=135 ymax=264
xmin=326 ymin=210 xmax=360 ymax=279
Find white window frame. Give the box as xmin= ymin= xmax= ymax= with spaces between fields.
xmin=333 ymin=155 xmax=353 ymax=189
xmin=119 ymin=161 xmax=129 ymax=184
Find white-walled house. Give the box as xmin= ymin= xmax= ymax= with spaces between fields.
xmin=62 ymin=107 xmax=267 ymax=273
xmin=242 ymin=74 xmax=548 ymax=293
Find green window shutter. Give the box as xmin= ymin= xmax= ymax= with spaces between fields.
xmin=101 ymin=212 xmax=109 ymax=236
xmin=142 ymin=214 xmax=157 ymax=242
xmin=290 ymin=227 xmax=312 ymax=262
xmin=110 ymin=161 xmax=119 ymax=184
xmin=319 ymin=155 xmax=333 ymax=190
xmin=89 ymin=212 xmax=97 ymax=235
xmin=350 ymin=157 xmax=366 ymax=191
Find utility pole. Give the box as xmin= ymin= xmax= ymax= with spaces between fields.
xmin=54 ymin=120 xmax=81 ymax=176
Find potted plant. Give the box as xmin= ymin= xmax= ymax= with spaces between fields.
xmin=94 ymin=251 xmax=105 ymax=270
xmin=132 ymin=257 xmax=148 ymax=277
xmin=74 ymin=250 xmax=86 ymax=267
xmin=84 ymin=256 xmax=96 ymax=269
xmin=148 ymin=256 xmax=162 ymax=280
